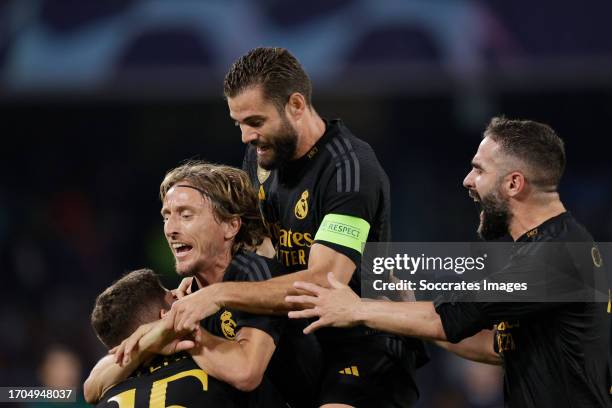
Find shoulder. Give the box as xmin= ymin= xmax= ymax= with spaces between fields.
xmin=324 ymin=121 xmax=379 ymax=163
xmin=532 ymin=212 xmax=594 ymax=243
xmin=321 ymin=121 xmax=388 ymax=193
xmin=228 ymin=251 xmax=279 ymax=282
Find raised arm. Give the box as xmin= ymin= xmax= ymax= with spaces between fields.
xmin=85 ymin=320 xmax=276 ymax=400
xmin=83 ymin=354 xmax=143 ymax=404
xmin=84 ymin=320 xmax=195 ymax=403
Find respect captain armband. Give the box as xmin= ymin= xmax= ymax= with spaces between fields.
xmin=314 ymin=214 xmax=370 ymax=254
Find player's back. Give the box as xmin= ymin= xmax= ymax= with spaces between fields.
xmin=96 ymin=353 xmax=250 ymax=407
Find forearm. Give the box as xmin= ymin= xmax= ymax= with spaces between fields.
xmin=83 ymin=353 xmax=149 ymax=403
xmin=353 ymin=301 xmax=447 ymax=341
xmin=188 ymin=330 xmax=262 ymax=391
xmin=214 ymin=269 xmax=315 ymax=314
xmin=434 ymin=329 xmax=501 ymax=365
xmin=214 ymin=244 xmax=356 ymax=314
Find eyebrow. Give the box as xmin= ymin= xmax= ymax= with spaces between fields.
xmin=233 ymin=114 xmax=266 ymax=125
xmin=160 ymin=204 xmax=197 ymax=217
xmin=471 ymin=161 xmax=485 ymax=171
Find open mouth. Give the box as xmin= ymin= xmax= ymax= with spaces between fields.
xmin=256 ymin=145 xmax=271 ymax=155
xmin=171 ymin=242 xmax=193 ymax=256
xmin=469 ymin=190 xmax=480 ymax=203
xmin=468 ymin=192 xmax=484 ymax=220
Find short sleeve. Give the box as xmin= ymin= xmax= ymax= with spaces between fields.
xmin=234 ymin=311 xmax=284 ymax=346
xmin=314 ymin=143 xmax=387 ymax=265
xmin=435 ymin=302 xmax=492 ymax=344
xmin=435 ymin=247 xmax=568 ymax=343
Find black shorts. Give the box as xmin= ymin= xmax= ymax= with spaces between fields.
xmin=317 ymin=330 xmax=423 ymax=407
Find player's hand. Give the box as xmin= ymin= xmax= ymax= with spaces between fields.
xmin=110 ymin=320 xmax=197 ymax=366
xmin=139 ymin=320 xmax=197 ymax=356
xmin=167 ymin=285 xmax=221 ymax=333
xmin=173 ymin=277 xmax=193 ymax=299
xmin=286 ymin=272 xmax=361 ymax=334
xmin=110 ymin=321 xmax=157 ymax=366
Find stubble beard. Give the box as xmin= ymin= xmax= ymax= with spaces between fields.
xmin=256 ymin=116 xmax=298 ymax=170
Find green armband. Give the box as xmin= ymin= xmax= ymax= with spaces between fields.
xmin=314 ymin=214 xmax=370 ymax=254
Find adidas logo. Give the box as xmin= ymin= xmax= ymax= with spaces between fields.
xmin=338 ymin=366 xmax=359 ymax=376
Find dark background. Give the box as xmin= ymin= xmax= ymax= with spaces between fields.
xmin=1 ymin=1 xmax=611 ymax=407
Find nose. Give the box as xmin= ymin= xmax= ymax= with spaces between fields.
xmin=164 ymin=213 xmax=180 ymax=238
xmin=240 ymin=125 xmax=259 ymax=145
xmin=463 ymin=169 xmax=475 ymax=189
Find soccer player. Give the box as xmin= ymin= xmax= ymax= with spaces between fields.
xmin=287 ymin=117 xmax=612 ymax=407
xmin=88 ymin=268 xmax=257 ymax=407
xmin=167 ymin=47 xmax=427 ymax=407
xmin=84 ymin=163 xmax=288 ymax=407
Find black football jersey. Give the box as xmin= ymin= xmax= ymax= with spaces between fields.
xmin=96 ymin=353 xmax=249 ymax=407
xmin=243 ymin=118 xmax=391 ymax=295
xmin=437 ymin=212 xmax=612 ymax=407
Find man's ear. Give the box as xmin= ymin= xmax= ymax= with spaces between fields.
xmin=503 ymin=171 xmax=526 ymax=197
xmin=285 ymin=92 xmax=306 ymax=120
xmin=160 ymin=309 xmax=169 ymax=319
xmin=224 ymin=216 xmax=241 ymax=241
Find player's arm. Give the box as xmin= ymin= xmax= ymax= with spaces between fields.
xmin=168 ymin=243 xmax=357 ymax=332
xmin=287 ymin=273 xmax=499 ymax=352
xmin=169 ymin=153 xmax=374 ymax=329
xmin=188 ymin=327 xmax=276 ymax=392
xmin=434 ymin=329 xmax=501 ymax=365
xmin=220 ymin=242 xmax=355 ymax=310
xmin=84 ymin=320 xmax=195 ymax=403
xmin=83 ymin=353 xmax=146 ymax=404
xmin=288 ymin=275 xmax=447 ymax=340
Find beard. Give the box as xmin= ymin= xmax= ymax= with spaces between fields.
xmin=476 ymin=188 xmax=511 ymax=241
xmin=175 ymin=261 xmax=197 ymax=278
xmin=255 ymin=115 xmax=298 ymax=170
xmin=174 ymin=255 xmax=207 ymax=279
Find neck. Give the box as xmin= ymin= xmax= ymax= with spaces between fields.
xmin=294 ymin=108 xmax=326 ymax=159
xmin=508 ymin=193 xmax=566 ymax=240
xmin=194 ymin=247 xmax=233 ymax=287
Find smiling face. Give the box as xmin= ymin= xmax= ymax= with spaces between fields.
xmin=161 ymin=183 xmax=231 ymax=277
xmin=463 ymin=137 xmax=512 ymax=240
xmin=228 ymin=86 xmax=298 ymax=170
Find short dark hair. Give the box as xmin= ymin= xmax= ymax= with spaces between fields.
xmin=224 ymin=47 xmax=312 ymax=110
xmin=160 ymin=161 xmax=267 ymax=254
xmin=91 ymin=269 xmax=168 ymax=349
xmin=484 ymin=117 xmax=566 ymax=190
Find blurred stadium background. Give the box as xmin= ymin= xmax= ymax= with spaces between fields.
xmin=1 ymin=0 xmax=611 ymax=407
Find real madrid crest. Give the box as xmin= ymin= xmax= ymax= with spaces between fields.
xmin=294 ymin=190 xmax=309 ymax=219
xmin=220 ymin=310 xmax=237 ymax=340
xmin=257 ymin=165 xmax=271 ymax=184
